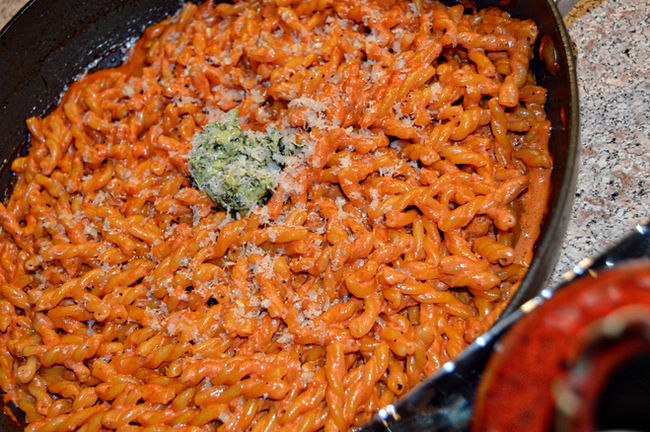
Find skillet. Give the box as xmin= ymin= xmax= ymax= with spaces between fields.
xmin=0 ymin=0 xmax=579 ymax=429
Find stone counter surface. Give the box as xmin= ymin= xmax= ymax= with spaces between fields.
xmin=1 ymin=0 xmax=648 ymax=286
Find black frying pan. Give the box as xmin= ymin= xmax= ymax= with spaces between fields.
xmin=0 ymin=0 xmax=579 ymax=430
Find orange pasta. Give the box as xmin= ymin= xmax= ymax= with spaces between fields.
xmin=0 ymin=1 xmax=552 ymax=431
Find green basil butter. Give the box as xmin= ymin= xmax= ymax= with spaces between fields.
xmin=188 ymin=110 xmax=300 ymax=214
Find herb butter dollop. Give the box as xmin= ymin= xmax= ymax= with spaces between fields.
xmin=188 ymin=110 xmax=300 ymax=214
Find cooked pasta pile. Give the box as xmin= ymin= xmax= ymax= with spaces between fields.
xmin=0 ymin=0 xmax=552 ymax=430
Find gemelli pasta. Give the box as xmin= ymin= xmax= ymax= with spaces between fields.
xmin=0 ymin=0 xmax=553 ymax=430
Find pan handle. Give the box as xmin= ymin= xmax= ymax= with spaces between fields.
xmin=555 ymin=0 xmax=580 ymax=17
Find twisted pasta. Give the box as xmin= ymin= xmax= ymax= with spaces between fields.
xmin=0 ymin=0 xmax=552 ymax=431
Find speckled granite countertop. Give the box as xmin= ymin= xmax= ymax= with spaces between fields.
xmin=1 ymin=0 xmax=648 ymax=285
xmin=555 ymin=0 xmax=649 ymax=281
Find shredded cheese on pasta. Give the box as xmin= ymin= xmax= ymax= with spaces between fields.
xmin=0 ymin=1 xmax=552 ymax=430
